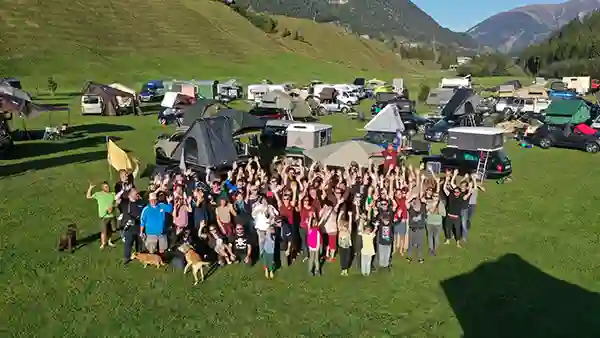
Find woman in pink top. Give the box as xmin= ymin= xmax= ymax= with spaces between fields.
xmin=307 ymin=218 xmax=322 ymax=276
xmin=173 ymin=185 xmax=192 ymax=235
xmin=297 ymin=196 xmax=314 ymax=261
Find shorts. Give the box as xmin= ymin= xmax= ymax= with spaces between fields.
xmin=394 ymin=220 xmax=407 ymax=236
xmin=99 ymin=218 xmax=116 ymax=235
xmin=145 ymin=234 xmax=167 ymax=253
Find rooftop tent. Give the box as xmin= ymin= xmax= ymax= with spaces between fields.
xmin=180 ymin=99 xmax=227 ymax=127
xmin=373 ymin=85 xmax=394 ymax=94
xmin=426 ymin=88 xmax=454 ymax=106
xmin=497 ymin=85 xmax=515 ymax=98
xmin=290 ymin=98 xmax=312 ymax=119
xmin=392 ymin=99 xmax=415 ymax=113
xmin=214 ymin=108 xmax=266 ymax=135
xmin=550 ymin=81 xmax=567 ymax=91
xmin=81 ymin=82 xmax=135 ymax=116
xmin=440 ymin=87 xmax=479 ymax=118
xmin=514 ymin=85 xmax=548 ymax=99
xmin=304 ymin=140 xmax=384 ymax=167
xmin=161 ymin=92 xmax=195 ymax=108
xmin=366 ymin=79 xmax=386 ymax=87
xmin=543 ymin=99 xmax=591 ymax=125
xmin=319 ymin=87 xmax=337 ymax=101
xmin=364 ymin=103 xmax=405 ymax=133
xmin=447 ymin=127 xmax=504 ymax=151
xmin=259 ymin=90 xmax=293 ymax=110
xmin=375 ymin=92 xmax=400 ymax=103
xmin=170 ymin=116 xmax=238 ymax=168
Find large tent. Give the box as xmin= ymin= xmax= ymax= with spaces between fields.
xmin=214 ymin=108 xmax=266 ymax=135
xmin=81 ymin=82 xmax=136 ymax=116
xmin=304 ymin=140 xmax=383 ymax=167
xmin=364 ymin=103 xmax=405 ymax=133
xmin=440 ymin=87 xmax=480 ymax=118
xmin=259 ymin=90 xmax=293 ymax=110
xmin=0 ymin=84 xmax=43 ymax=119
xmin=290 ymin=98 xmax=312 ymax=119
xmin=181 ymin=99 xmax=228 ymax=127
xmin=170 ymin=116 xmax=238 ymax=168
xmin=426 ymin=88 xmax=454 ymax=106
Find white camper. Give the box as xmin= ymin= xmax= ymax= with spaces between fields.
xmin=562 ymin=76 xmax=590 ymax=95
xmin=247 ymin=84 xmax=269 ymax=102
xmin=440 ymin=77 xmax=471 ymax=89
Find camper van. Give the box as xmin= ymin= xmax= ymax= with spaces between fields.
xmin=440 ymin=77 xmax=471 ymax=89
xmin=562 ymin=76 xmax=590 ymax=95
xmin=247 ymin=84 xmax=269 ymax=102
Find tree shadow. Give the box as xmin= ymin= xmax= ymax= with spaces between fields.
xmin=39 ymin=103 xmax=71 ymax=111
xmin=0 ymin=150 xmax=107 ymax=177
xmin=35 ymin=91 xmax=81 ymax=97
xmin=440 ymin=253 xmax=600 ymax=338
xmin=140 ymin=104 xmax=162 ymax=115
xmin=67 ymin=123 xmax=135 ymax=136
xmin=5 ymin=135 xmax=117 ymax=160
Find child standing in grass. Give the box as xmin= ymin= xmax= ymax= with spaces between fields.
xmin=360 ymin=224 xmax=376 ymax=276
xmin=262 ymin=225 xmax=276 ymax=279
xmin=307 ymin=218 xmax=322 ymax=276
xmin=337 ymin=220 xmax=352 ymax=276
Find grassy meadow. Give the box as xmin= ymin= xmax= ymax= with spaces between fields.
xmin=2 ymin=0 xmax=600 ymax=336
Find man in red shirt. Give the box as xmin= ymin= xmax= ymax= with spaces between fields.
xmin=381 ymin=143 xmax=398 ymax=172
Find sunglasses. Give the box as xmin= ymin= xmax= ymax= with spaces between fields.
xmin=235 ymin=227 xmax=244 ymax=231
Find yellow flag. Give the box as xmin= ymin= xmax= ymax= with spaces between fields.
xmin=107 ymin=139 xmax=134 ymax=172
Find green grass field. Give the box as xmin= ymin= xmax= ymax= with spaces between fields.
xmin=2 ymin=0 xmax=600 ymax=335
xmin=2 ymin=86 xmax=600 ymax=336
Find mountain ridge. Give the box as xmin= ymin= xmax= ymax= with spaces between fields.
xmin=468 ymin=0 xmax=600 ymax=53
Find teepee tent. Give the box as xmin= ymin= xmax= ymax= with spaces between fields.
xmin=364 ymin=103 xmax=405 ymax=133
xmin=304 ymin=140 xmax=383 ymax=168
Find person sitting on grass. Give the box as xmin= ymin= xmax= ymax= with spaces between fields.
xmin=207 ymin=225 xmax=236 ymax=265
xmin=86 ymin=181 xmax=117 ymax=250
xmin=140 ymin=192 xmax=173 ymax=255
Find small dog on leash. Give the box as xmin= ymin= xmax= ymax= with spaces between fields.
xmin=178 ymin=243 xmax=211 ymax=285
xmin=58 ymin=224 xmax=78 ymax=253
xmin=131 ymin=252 xmax=165 ymax=268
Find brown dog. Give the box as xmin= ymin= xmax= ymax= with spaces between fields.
xmin=178 ymin=243 xmax=211 ymax=285
xmin=131 ymin=252 xmax=165 ymax=268
xmin=58 ymin=224 xmax=78 ymax=253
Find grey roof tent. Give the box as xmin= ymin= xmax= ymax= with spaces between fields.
xmin=364 ymin=103 xmax=405 ymax=133
xmin=440 ymin=87 xmax=481 ymax=118
xmin=447 ymin=127 xmax=504 ymax=151
xmin=181 ymin=99 xmax=228 ymax=127
xmin=215 ymin=108 xmax=266 ymax=135
xmin=426 ymin=88 xmax=455 ymax=106
xmin=170 ymin=116 xmax=238 ymax=168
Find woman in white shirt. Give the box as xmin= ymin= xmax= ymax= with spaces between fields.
xmin=252 ymin=197 xmax=278 ymax=254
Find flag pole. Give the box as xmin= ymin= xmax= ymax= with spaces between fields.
xmin=106 ymin=136 xmax=112 ymax=181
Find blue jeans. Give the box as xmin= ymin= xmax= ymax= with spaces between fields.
xmin=461 ymin=205 xmax=476 ymax=241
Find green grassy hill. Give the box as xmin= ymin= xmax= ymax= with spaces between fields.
xmin=0 ymin=0 xmax=431 ymax=87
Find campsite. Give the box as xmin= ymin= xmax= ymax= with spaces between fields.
xmin=3 ymin=0 xmax=600 ymax=336
xmin=2 ymin=73 xmax=600 ymax=337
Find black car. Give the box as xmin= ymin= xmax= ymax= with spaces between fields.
xmin=532 ymin=124 xmax=600 ymax=153
xmin=421 ymin=147 xmax=512 ymax=178
xmin=424 ymin=115 xmax=483 ymax=142
xmin=372 ymin=99 xmax=432 ymax=136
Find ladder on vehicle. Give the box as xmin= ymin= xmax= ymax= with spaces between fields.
xmin=464 ymin=113 xmax=477 ymax=127
xmin=475 ymin=151 xmax=489 ymax=182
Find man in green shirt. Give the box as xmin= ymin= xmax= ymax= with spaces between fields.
xmin=86 ymin=181 xmax=117 ymax=249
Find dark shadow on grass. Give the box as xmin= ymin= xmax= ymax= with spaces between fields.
xmin=0 ymin=150 xmax=106 ymax=177
xmin=35 ymin=91 xmax=81 ymax=97
xmin=68 ymin=123 xmax=135 ymax=136
xmin=441 ymin=253 xmax=600 ymax=338
xmin=6 ymin=135 xmax=117 ymax=160
xmin=77 ymin=232 xmax=101 ymax=249
xmin=140 ymin=104 xmax=162 ymax=116
xmin=39 ymin=103 xmax=71 ymax=112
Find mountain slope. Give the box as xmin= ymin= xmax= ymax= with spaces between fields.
xmin=468 ymin=0 xmax=600 ymax=53
xmin=519 ymin=10 xmax=600 ymax=77
xmin=0 ymin=0 xmax=424 ymax=87
xmin=236 ymin=0 xmax=478 ymax=48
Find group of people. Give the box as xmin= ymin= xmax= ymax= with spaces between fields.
xmin=86 ymin=144 xmax=483 ymax=278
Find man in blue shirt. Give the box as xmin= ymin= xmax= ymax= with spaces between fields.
xmin=140 ymin=193 xmax=173 ymax=254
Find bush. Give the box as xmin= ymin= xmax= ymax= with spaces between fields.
xmin=418 ymin=84 xmax=430 ymax=102
xmin=231 ymin=5 xmax=277 ymax=33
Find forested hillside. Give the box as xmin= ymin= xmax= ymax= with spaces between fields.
xmin=236 ymin=0 xmax=478 ymax=48
xmin=519 ymin=11 xmax=600 ymax=77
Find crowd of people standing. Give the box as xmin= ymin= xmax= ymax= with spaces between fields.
xmin=86 ymin=144 xmax=484 ymax=278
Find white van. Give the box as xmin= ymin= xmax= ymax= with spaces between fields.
xmin=81 ymin=95 xmax=103 ymax=115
